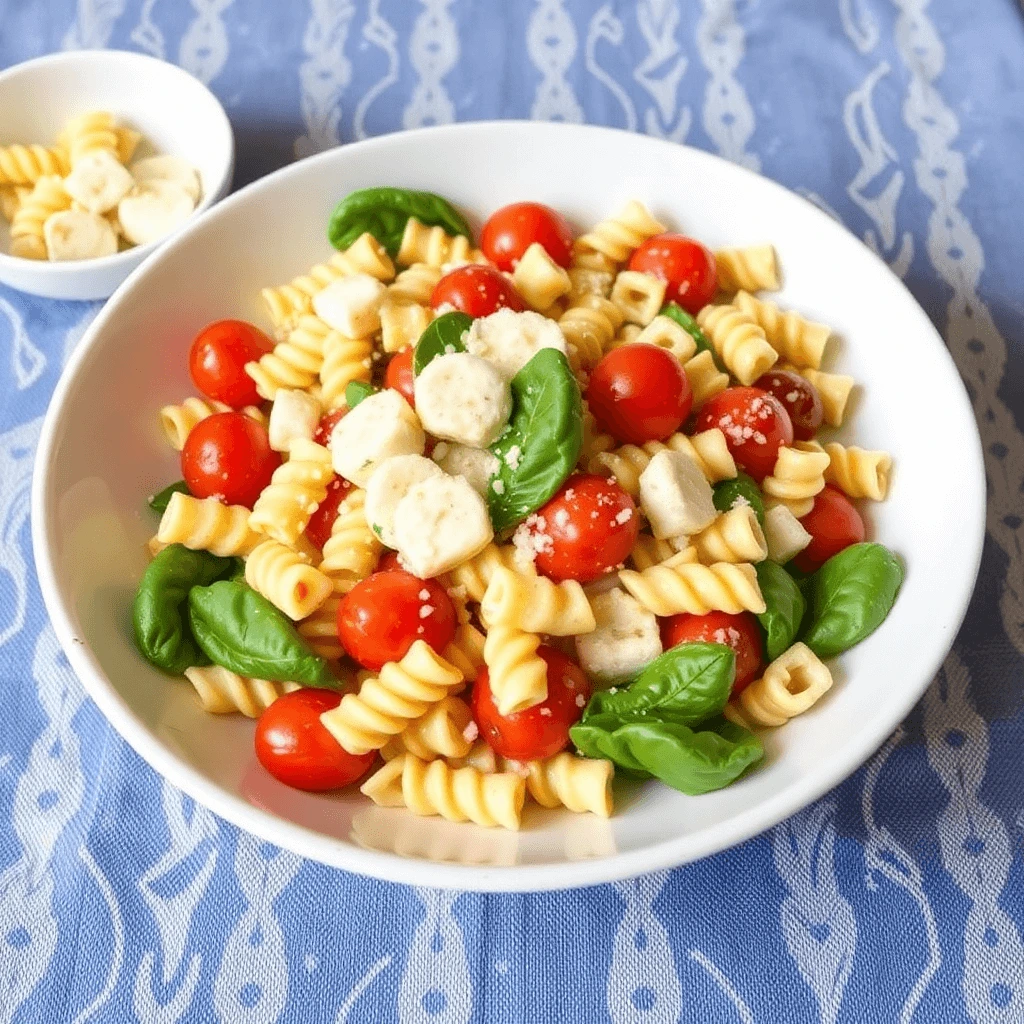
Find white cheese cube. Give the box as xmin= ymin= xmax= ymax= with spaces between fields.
xmin=392 ymin=474 xmax=494 ymax=578
xmin=639 ymin=449 xmax=717 ymax=539
xmin=464 ymin=308 xmax=568 ymax=380
xmin=267 ymin=388 xmax=322 ymax=452
xmin=575 ymin=589 xmax=662 ymax=684
xmin=414 ymin=352 xmax=512 ymax=448
xmin=364 ymin=454 xmax=443 ymax=548
xmin=330 ymin=388 xmax=425 ymax=487
xmin=432 ymin=442 xmax=500 ymax=496
xmin=63 ymin=149 xmax=135 ymax=214
xmin=312 ymin=273 xmax=387 ymax=338
xmin=764 ymin=504 xmax=812 ymax=564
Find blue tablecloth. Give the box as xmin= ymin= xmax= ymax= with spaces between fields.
xmin=2 ymin=2 xmax=1024 ymax=1021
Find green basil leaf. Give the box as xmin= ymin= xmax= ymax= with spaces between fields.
xmin=571 ymin=715 xmax=762 ymax=796
xmin=413 ymin=311 xmax=472 ymax=375
xmin=188 ymin=580 xmax=338 ymax=687
xmin=346 ymin=380 xmax=378 ymax=407
xmin=132 ymin=544 xmax=235 ymax=674
xmin=584 ymin=642 xmax=734 ymax=726
xmin=755 ymin=561 xmax=806 ymax=661
xmin=802 ymin=543 xmax=904 ymax=659
xmin=487 ymin=348 xmax=582 ymax=532
xmin=713 ymin=473 xmax=765 ymax=528
xmin=327 ymin=187 xmax=472 ymax=258
xmin=148 ymin=480 xmax=190 ymax=514
xmin=660 ymin=302 xmax=724 ymax=368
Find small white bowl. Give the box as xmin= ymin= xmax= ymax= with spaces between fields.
xmin=0 ymin=50 xmax=234 ymax=300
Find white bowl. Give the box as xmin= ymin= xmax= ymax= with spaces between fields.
xmin=0 ymin=50 xmax=234 ymax=300
xmin=32 ymin=122 xmax=985 ymax=891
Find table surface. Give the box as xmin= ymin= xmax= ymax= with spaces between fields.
xmin=2 ymin=1 xmax=1024 ymax=1021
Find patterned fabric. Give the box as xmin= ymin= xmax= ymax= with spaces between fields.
xmin=1 ymin=1 xmax=1023 ymax=1020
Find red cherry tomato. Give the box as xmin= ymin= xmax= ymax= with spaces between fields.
xmin=752 ymin=370 xmax=823 ymax=442
xmin=255 ymin=689 xmax=375 ymax=792
xmin=338 ymin=570 xmax=457 ymax=671
xmin=480 ymin=202 xmax=575 ymax=271
xmin=661 ymin=611 xmax=764 ymax=695
xmin=188 ymin=319 xmax=274 ymax=408
xmin=628 ymin=234 xmax=718 ymax=314
xmin=313 ymin=408 xmax=347 ymax=448
xmin=304 ymin=475 xmax=352 ymax=550
xmin=695 ymin=387 xmax=794 ymax=482
xmin=471 ymin=647 xmax=590 ymax=761
xmin=375 ymin=551 xmax=405 ymax=573
xmin=181 ymin=412 xmax=280 ymax=508
xmin=587 ymin=344 xmax=692 ymax=445
xmin=430 ymin=264 xmax=525 ymax=318
xmin=793 ymin=485 xmax=866 ymax=573
xmin=384 ymin=347 xmax=416 ymax=407
xmin=528 ymin=475 xmax=639 ymax=584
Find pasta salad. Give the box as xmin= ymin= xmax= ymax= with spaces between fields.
xmin=133 ymin=189 xmax=903 ymax=833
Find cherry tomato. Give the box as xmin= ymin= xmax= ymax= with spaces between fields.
xmin=471 ymin=647 xmax=590 ymax=761
xmin=695 ymin=387 xmax=794 ymax=482
xmin=375 ymin=551 xmax=405 ymax=573
xmin=793 ymin=485 xmax=866 ymax=573
xmin=480 ymin=201 xmax=575 ymax=271
xmin=628 ymin=234 xmax=718 ymax=314
xmin=181 ymin=412 xmax=280 ymax=508
xmin=752 ymin=370 xmax=823 ymax=442
xmin=587 ymin=344 xmax=692 ymax=445
xmin=255 ymin=689 xmax=375 ymax=792
xmin=313 ymin=408 xmax=347 ymax=448
xmin=338 ymin=570 xmax=457 ymax=671
xmin=661 ymin=611 xmax=764 ymax=695
xmin=430 ymin=264 xmax=525 ymax=318
xmin=528 ymin=475 xmax=639 ymax=584
xmin=384 ymin=346 xmax=416 ymax=407
xmin=304 ymin=475 xmax=352 ymax=550
xmin=188 ymin=319 xmax=274 ymax=408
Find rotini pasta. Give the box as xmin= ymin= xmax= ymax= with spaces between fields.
xmin=573 ymin=200 xmax=665 ymax=265
xmin=629 ymin=533 xmax=678 ymax=571
xmin=246 ymin=314 xmax=333 ymax=400
xmin=318 ymin=488 xmax=382 ymax=592
xmin=0 ymin=143 xmax=69 ymax=186
xmin=518 ymin=753 xmax=614 ymax=817
xmin=442 ymin=622 xmax=487 ymax=683
xmin=380 ymin=301 xmax=432 ymax=354
xmin=0 ymin=184 xmax=29 ymax=221
xmin=296 ymin=594 xmax=345 ymax=661
xmin=792 ymin=366 xmax=855 ymax=427
xmin=157 ymin=492 xmax=262 ymax=556
xmin=63 ymin=110 xmax=119 ymax=165
xmin=683 ymin=350 xmax=730 ymax=408
xmin=512 ymin=242 xmax=571 ymax=312
xmin=609 ymin=270 xmax=667 ymax=326
xmin=445 ymin=543 xmax=531 ymax=603
xmin=628 ymin=315 xmax=698 ymax=364
xmin=558 ymin=294 xmax=626 ymax=373
xmin=244 ymin=539 xmax=333 ymax=620
xmin=380 ymin=695 xmax=474 ymax=762
xmin=397 ymin=217 xmax=485 ymax=267
xmin=761 ymin=442 xmax=830 ymax=511
xmin=823 ymin=443 xmax=892 ymax=501
xmin=567 ymin=266 xmax=614 ymax=303
xmin=10 ymin=175 xmax=71 ymax=259
xmin=714 ymin=244 xmax=780 ymax=293
xmin=248 ymin=439 xmax=333 ymax=545
xmin=732 ymin=290 xmax=830 ymax=369
xmin=692 ymin=507 xmax=768 ymax=564
xmin=725 ymin=643 xmax=833 ymax=728
xmin=480 ymin=566 xmax=596 ymax=636
xmin=695 ymin=304 xmax=779 ymax=386
xmin=159 ymin=396 xmax=266 ymax=450
xmin=184 ymin=665 xmax=300 ymax=718
xmin=318 ymin=332 xmax=374 ymax=410
xmin=619 ymin=552 xmax=766 ymax=617
xmin=483 ymin=623 xmax=548 ymax=715
xmin=579 ymin=401 xmax=615 ymax=465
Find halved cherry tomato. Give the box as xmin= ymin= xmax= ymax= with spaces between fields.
xmin=529 ymin=475 xmax=638 ymax=584
xmin=628 ymin=234 xmax=717 ymax=314
xmin=304 ymin=475 xmax=352 ymax=550
xmin=752 ymin=370 xmax=823 ymax=442
xmin=793 ymin=485 xmax=865 ymax=573
xmin=188 ymin=319 xmax=274 ymax=408
xmin=385 ymin=346 xmax=416 ymax=407
xmin=695 ymin=386 xmax=793 ymax=482
xmin=313 ymin=408 xmax=347 ymax=448
xmin=181 ymin=412 xmax=280 ymax=508
xmin=587 ymin=344 xmax=692 ymax=445
xmin=431 ymin=264 xmax=525 ymax=318
xmin=255 ymin=689 xmax=375 ymax=792
xmin=480 ymin=202 xmax=575 ymax=271
xmin=338 ymin=569 xmax=456 ymax=671
xmin=661 ymin=611 xmax=764 ymax=695
xmin=471 ymin=647 xmax=590 ymax=761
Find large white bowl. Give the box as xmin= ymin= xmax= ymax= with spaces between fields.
xmin=0 ymin=50 xmax=234 ymax=300
xmin=32 ymin=123 xmax=985 ymax=891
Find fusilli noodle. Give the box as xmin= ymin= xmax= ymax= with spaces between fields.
xmin=442 ymin=622 xmax=487 ymax=683
xmin=10 ymin=175 xmax=71 ymax=259
xmin=619 ymin=552 xmax=765 ymax=616
xmin=792 ymin=366 xmax=855 ymax=427
xmin=319 ymin=332 xmax=374 ymax=410
xmin=573 ymin=200 xmax=665 ymax=265
xmin=159 ymin=396 xmax=265 ymax=450
xmin=512 ymin=242 xmax=571 ymax=312
xmin=318 ymin=488 xmax=382 ymax=591
xmin=715 ymin=244 xmax=779 ymax=293
xmin=397 ymin=217 xmax=485 ymax=267
xmin=629 ymin=533 xmax=677 ymax=571
xmin=609 ymin=270 xmax=667 ymax=326
xmin=380 ymin=696 xmax=474 ymax=762
xmin=244 ymin=539 xmax=333 ymax=620
xmin=446 ymin=543 xmax=530 ymax=603
xmin=480 ymin=566 xmax=596 ymax=636
xmin=559 ymin=294 xmax=626 ymax=373
xmin=246 ymin=315 xmax=333 ymax=400
xmin=248 ymin=439 xmax=333 ymax=545
xmin=0 ymin=143 xmax=68 ymax=186
xmin=823 ymin=443 xmax=892 ymax=501
xmin=184 ymin=665 xmax=300 ymax=718
xmin=63 ymin=111 xmax=119 ymax=165
xmin=684 ymin=350 xmax=730 ymax=407
xmin=483 ymin=624 xmax=548 ymax=715
xmin=725 ymin=643 xmax=833 ymax=728
xmin=628 ymin=315 xmax=698 ymax=364
xmin=761 ymin=442 xmax=830 ymax=510
xmin=732 ymin=290 xmax=830 ymax=369
xmin=518 ymin=753 xmax=614 ymax=817
xmin=157 ymin=492 xmax=262 ymax=556
xmin=696 ymin=304 xmax=779 ymax=386
xmin=692 ymin=507 xmax=768 ymax=564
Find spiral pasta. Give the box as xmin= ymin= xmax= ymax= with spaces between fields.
xmin=361 ymin=754 xmax=526 ymax=830
xmin=248 ymin=439 xmax=333 ymax=545
xmin=481 ymin=566 xmax=596 ymax=636
xmin=380 ymin=300 xmax=432 ymax=354
xmin=695 ymin=304 xmax=779 ymax=386
xmin=245 ymin=315 xmax=333 ymax=400
xmin=731 ymin=291 xmax=830 ymax=369
xmin=296 ymin=594 xmax=344 ymax=661
xmin=380 ymin=695 xmax=474 ymax=762
xmin=0 ymin=143 xmax=69 ymax=186
xmin=573 ymin=200 xmax=665 ymax=265
xmin=683 ymin=350 xmax=730 ymax=408
xmin=823 ymin=443 xmax=891 ymax=501
xmin=244 ymin=539 xmax=333 ymax=620
xmin=10 ymin=175 xmax=71 ymax=259
xmin=319 ymin=641 xmax=465 ymax=755
xmin=159 ymin=396 xmax=266 ymax=450
xmin=0 ymin=184 xmax=29 ymax=221
xmin=797 ymin=367 xmax=855 ymax=427
xmin=442 ymin=622 xmax=487 ymax=683
xmin=761 ymin=442 xmax=830 ymax=511
xmin=619 ymin=552 xmax=765 ymax=617
xmin=396 ymin=217 xmax=485 ymax=267
xmin=579 ymin=401 xmax=615 ymax=465
xmin=157 ymin=492 xmax=262 ymax=556
xmin=567 ymin=266 xmax=614 ymax=302
xmin=446 ymin=543 xmax=530 ymax=603
xmin=628 ymin=315 xmax=698 ymax=364
xmin=184 ymin=665 xmax=300 ymax=718
xmin=319 ymin=332 xmax=374 ymax=410
xmin=725 ymin=643 xmax=833 ymax=728
xmin=512 ymin=242 xmax=571 ymax=312
xmin=63 ymin=111 xmax=119 ymax=165
xmin=715 ymin=244 xmax=779 ymax=293
xmin=483 ymin=624 xmax=548 ymax=715
xmin=692 ymin=507 xmax=768 ymax=564
xmin=319 ymin=488 xmax=382 ymax=591
xmin=629 ymin=533 xmax=678 ymax=571
xmin=610 ymin=270 xmax=667 ymax=326
xmin=558 ymin=294 xmax=626 ymax=373
xmin=519 ymin=753 xmax=614 ymax=817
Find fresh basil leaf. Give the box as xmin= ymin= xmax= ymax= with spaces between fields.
xmin=327 ymin=187 xmax=472 ymax=258
xmin=571 ymin=714 xmax=762 ymax=796
xmin=660 ymin=302 xmax=724 ymax=368
xmin=346 ymin=380 xmax=378 ymax=407
xmin=755 ymin=561 xmax=806 ymax=661
xmin=148 ymin=480 xmax=190 ymax=514
xmin=487 ymin=348 xmax=582 ymax=532
xmin=584 ymin=642 xmax=734 ymax=727
xmin=413 ymin=311 xmax=472 ymax=375
xmin=802 ymin=543 xmax=904 ymax=659
xmin=132 ymin=544 xmax=235 ymax=674
xmin=188 ymin=580 xmax=338 ymax=687
xmin=713 ymin=473 xmax=765 ymax=528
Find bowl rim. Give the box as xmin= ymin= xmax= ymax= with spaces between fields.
xmin=31 ymin=120 xmax=987 ymax=891
xmin=0 ymin=48 xmax=235 ymax=279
